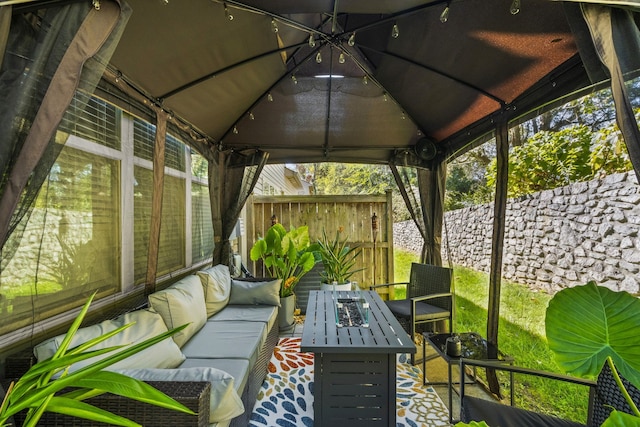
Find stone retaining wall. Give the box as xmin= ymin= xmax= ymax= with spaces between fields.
xmin=393 ymin=172 xmax=640 ymax=294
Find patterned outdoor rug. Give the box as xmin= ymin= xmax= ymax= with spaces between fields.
xmin=249 ymin=337 xmax=450 ymax=427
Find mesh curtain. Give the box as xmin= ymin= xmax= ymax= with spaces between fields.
xmin=0 ymin=0 xmax=131 ymax=266
xmin=209 ymin=149 xmax=268 ymax=267
xmin=390 ymin=156 xmax=447 ymax=266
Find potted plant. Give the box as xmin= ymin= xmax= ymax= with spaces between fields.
xmin=0 ymin=292 xmax=193 ymax=427
xmin=455 ymin=281 xmax=640 ymax=427
xmin=249 ymin=223 xmax=317 ymax=330
xmin=317 ymin=227 xmax=364 ymax=291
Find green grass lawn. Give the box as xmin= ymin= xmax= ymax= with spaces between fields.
xmin=393 ymin=248 xmax=589 ymax=423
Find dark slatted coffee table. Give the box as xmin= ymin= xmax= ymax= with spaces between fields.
xmin=301 ymin=290 xmax=416 ymax=427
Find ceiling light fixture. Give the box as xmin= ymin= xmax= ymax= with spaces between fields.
xmin=510 ymin=0 xmax=521 ymax=14
xmin=316 ymin=51 xmax=322 ymax=63
xmin=348 ymin=33 xmax=356 ymax=46
xmin=338 ymin=53 xmax=346 ymax=64
xmin=314 ymin=74 xmax=345 ymax=79
xmin=291 ymin=75 xmax=298 ymax=84
xmin=383 ymin=92 xmax=388 ymax=101
xmin=309 ymin=34 xmax=316 ymax=48
xmin=249 ymin=112 xmax=255 ymax=120
xmin=267 ymin=93 xmax=273 ymax=102
xmin=271 ymin=18 xmax=279 ymax=33
xmin=233 ymin=126 xmax=238 ymax=134
xmin=363 ymin=75 xmax=369 ymax=85
xmin=391 ymin=23 xmax=399 ymax=39
xmin=440 ymin=4 xmax=450 ymax=23
xmin=224 ymin=3 xmax=233 ymax=20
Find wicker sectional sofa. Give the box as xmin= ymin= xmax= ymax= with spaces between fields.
xmin=14 ymin=265 xmax=281 ymax=427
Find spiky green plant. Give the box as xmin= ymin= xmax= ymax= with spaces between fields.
xmin=0 ymin=292 xmax=194 ymax=427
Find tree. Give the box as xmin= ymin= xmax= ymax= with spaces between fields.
xmin=486 ymin=124 xmax=631 ymax=198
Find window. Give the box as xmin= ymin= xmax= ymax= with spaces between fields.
xmin=0 ymin=146 xmax=120 ymax=334
xmin=192 ymin=182 xmax=213 ymax=263
xmin=133 ymin=166 xmax=186 ymax=283
xmin=59 ymin=94 xmax=120 ymax=149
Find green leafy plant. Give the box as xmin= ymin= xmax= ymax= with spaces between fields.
xmin=0 ymin=293 xmax=194 ymax=427
xmin=455 ymin=281 xmax=640 ymax=427
xmin=545 ymin=282 xmax=640 ymax=424
xmin=249 ymin=224 xmax=317 ymax=297
xmin=317 ymin=228 xmax=363 ymax=285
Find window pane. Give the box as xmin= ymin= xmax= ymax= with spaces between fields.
xmin=166 ymin=134 xmax=186 ymax=172
xmin=59 ymin=94 xmax=120 ymax=149
xmin=133 ymin=119 xmax=155 ymax=162
xmin=191 ymin=151 xmax=208 ymax=179
xmin=192 ymin=182 xmax=213 ymax=263
xmin=133 ymin=167 xmax=186 ymax=283
xmin=133 ymin=118 xmax=185 ymax=172
xmin=0 ymin=147 xmax=120 ymax=334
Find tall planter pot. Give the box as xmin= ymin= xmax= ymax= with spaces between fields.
xmin=279 ymin=294 xmax=296 ymax=332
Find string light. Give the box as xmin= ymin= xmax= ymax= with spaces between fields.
xmin=224 ymin=3 xmax=233 ymax=20
xmin=271 ymin=18 xmax=279 ymax=33
xmin=391 ymin=23 xmax=399 ymax=39
xmin=316 ymin=51 xmax=322 ymax=63
xmin=510 ymin=0 xmax=521 ymax=14
xmin=338 ymin=53 xmax=346 ymax=64
xmin=348 ymin=33 xmax=356 ymax=46
xmin=267 ymin=93 xmax=273 ymax=102
xmin=309 ymin=34 xmax=316 ymax=48
xmin=440 ymin=4 xmax=450 ymax=23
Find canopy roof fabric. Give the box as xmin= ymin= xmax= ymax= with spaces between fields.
xmin=98 ymin=0 xmax=604 ymax=164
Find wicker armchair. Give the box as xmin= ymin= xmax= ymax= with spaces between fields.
xmin=371 ymin=263 xmax=453 ymax=364
xmin=459 ymin=358 xmax=640 ymax=426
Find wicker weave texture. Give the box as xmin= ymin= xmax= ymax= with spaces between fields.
xmin=407 ymin=263 xmax=453 ymax=312
xmin=592 ymin=362 xmax=640 ymax=426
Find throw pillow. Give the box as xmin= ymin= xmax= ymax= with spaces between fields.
xmin=148 ymin=274 xmax=207 ymax=347
xmin=197 ymin=265 xmax=232 ymax=317
xmin=115 ymin=367 xmax=244 ymax=423
xmin=33 ymin=309 xmax=185 ymax=375
xmin=228 ymin=278 xmax=281 ymax=306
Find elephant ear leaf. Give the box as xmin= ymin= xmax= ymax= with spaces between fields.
xmin=545 ymin=281 xmax=640 ymax=389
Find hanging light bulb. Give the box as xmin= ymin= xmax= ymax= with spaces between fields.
xmin=315 ymin=51 xmax=322 ymax=63
xmin=510 ymin=0 xmax=521 ymax=14
xmin=249 ymin=112 xmax=255 ymax=120
xmin=391 ymin=23 xmax=399 ymax=39
xmin=267 ymin=93 xmax=273 ymax=102
xmin=348 ymin=33 xmax=356 ymax=47
xmin=440 ymin=4 xmax=450 ymax=23
xmin=271 ymin=18 xmax=279 ymax=33
xmin=338 ymin=53 xmax=346 ymax=64
xmin=223 ymin=3 xmax=233 ymax=20
xmin=291 ymin=75 xmax=298 ymax=84
xmin=363 ymin=75 xmax=368 ymax=85
xmin=233 ymin=126 xmax=238 ymax=134
xmin=308 ymin=34 xmax=316 ymax=48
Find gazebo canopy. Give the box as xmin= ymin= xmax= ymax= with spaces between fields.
xmin=89 ymin=0 xmax=625 ymax=165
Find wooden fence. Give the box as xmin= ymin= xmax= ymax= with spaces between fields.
xmin=244 ymin=192 xmax=394 ymax=309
